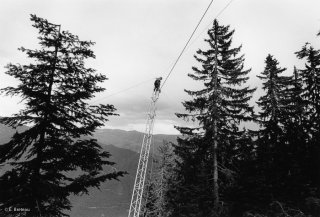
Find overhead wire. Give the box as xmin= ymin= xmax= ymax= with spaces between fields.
xmin=188 ymin=0 xmax=236 ymax=48
xmin=160 ymin=0 xmax=214 ymax=90
xmin=91 ymin=0 xmax=235 ymax=103
xmin=157 ymin=0 xmax=236 ymax=92
xmin=87 ymin=0 xmax=236 ymax=212
xmin=91 ymin=77 xmax=154 ymax=103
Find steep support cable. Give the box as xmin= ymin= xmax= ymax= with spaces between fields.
xmin=128 ymin=89 xmax=160 ymax=217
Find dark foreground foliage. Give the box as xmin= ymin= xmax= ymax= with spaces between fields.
xmin=143 ymin=20 xmax=320 ymax=217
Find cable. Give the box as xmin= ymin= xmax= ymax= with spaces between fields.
xmin=91 ymin=78 xmax=154 ymax=104
xmin=160 ymin=0 xmax=215 ymax=90
xmin=188 ymin=0 xmax=235 ymax=48
xmin=215 ymin=0 xmax=235 ymax=18
xmin=90 ymin=0 xmax=235 ymax=104
xmin=91 ymin=0 xmax=234 ymax=103
xmin=160 ymin=0 xmax=236 ymax=90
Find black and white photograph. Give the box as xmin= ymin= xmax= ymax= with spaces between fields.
xmin=0 ymin=0 xmax=320 ymax=216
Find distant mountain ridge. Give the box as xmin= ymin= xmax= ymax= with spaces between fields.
xmin=68 ymin=144 xmax=139 ymax=217
xmin=0 ymin=124 xmax=179 ymax=153
xmin=93 ymin=128 xmax=178 ymax=153
xmin=0 ymin=124 xmax=178 ymax=217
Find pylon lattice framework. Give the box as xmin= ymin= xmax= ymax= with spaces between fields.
xmin=128 ymin=89 xmax=160 ymax=217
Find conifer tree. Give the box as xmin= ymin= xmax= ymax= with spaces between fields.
xmin=256 ymin=55 xmax=290 ymax=131
xmin=167 ymin=136 xmax=210 ymax=217
xmin=156 ymin=141 xmax=175 ymax=217
xmin=255 ymin=54 xmax=294 ymax=205
xmin=296 ymin=44 xmax=320 ymax=137
xmin=281 ymin=66 xmax=312 ymax=206
xmin=283 ymin=66 xmax=304 ymax=126
xmin=0 ymin=15 xmax=124 ymax=217
xmin=223 ymin=128 xmax=258 ymax=215
xmin=295 ymin=43 xmax=320 ymax=197
xmin=175 ymin=19 xmax=255 ymax=215
xmin=140 ymin=142 xmax=175 ymax=217
xmin=140 ymin=170 xmax=158 ymax=217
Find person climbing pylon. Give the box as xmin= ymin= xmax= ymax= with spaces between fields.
xmin=154 ymin=77 xmax=162 ymax=93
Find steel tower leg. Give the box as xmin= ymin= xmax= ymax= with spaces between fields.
xmin=128 ymin=90 xmax=160 ymax=217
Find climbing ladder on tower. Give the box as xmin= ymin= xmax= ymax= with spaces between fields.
xmin=128 ymin=87 xmax=160 ymax=217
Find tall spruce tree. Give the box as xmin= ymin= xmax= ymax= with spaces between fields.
xmin=295 ymin=44 xmax=320 ymax=139
xmin=295 ymin=43 xmax=320 ymax=198
xmin=284 ymin=66 xmax=304 ymax=125
xmin=256 ymin=54 xmax=293 ymax=206
xmin=281 ymin=66 xmax=311 ymax=206
xmin=175 ymin=19 xmax=255 ymax=216
xmin=0 ymin=15 xmax=124 ymax=217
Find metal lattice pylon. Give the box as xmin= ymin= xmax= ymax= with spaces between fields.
xmin=128 ymin=89 xmax=160 ymax=217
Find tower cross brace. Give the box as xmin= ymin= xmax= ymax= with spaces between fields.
xmin=128 ymin=89 xmax=160 ymax=217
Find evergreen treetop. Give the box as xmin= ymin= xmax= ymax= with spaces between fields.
xmin=296 ymin=43 xmax=320 ymax=135
xmin=256 ymin=54 xmax=291 ymax=129
xmin=177 ymin=19 xmax=255 ymax=135
xmin=295 ymin=43 xmax=320 ymax=194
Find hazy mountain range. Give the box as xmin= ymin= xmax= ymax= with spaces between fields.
xmin=0 ymin=124 xmax=178 ymax=217
xmin=93 ymin=128 xmax=177 ymax=153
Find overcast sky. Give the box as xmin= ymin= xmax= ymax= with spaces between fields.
xmin=0 ymin=0 xmax=320 ymax=134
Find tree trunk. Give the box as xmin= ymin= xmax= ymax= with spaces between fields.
xmin=34 ymin=26 xmax=60 ymax=217
xmin=212 ymin=30 xmax=219 ymax=212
